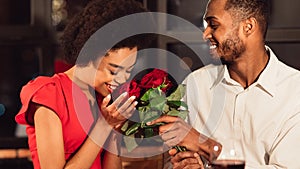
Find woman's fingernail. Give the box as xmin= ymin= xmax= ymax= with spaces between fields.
xmin=130 ymin=96 xmax=136 ymax=100
xmin=106 ymin=94 xmax=111 ymax=100
xmin=146 ymin=121 xmax=152 ymax=125
xmin=122 ymin=92 xmax=128 ymax=97
xmin=133 ymin=101 xmax=138 ymax=106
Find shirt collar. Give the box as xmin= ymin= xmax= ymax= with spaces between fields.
xmin=255 ymin=46 xmax=278 ymax=97
xmin=210 ymin=46 xmax=278 ymax=97
xmin=210 ymin=65 xmax=232 ymax=89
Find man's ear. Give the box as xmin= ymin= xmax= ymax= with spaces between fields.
xmin=243 ymin=17 xmax=257 ymax=35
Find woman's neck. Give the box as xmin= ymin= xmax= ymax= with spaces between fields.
xmin=65 ymin=66 xmax=98 ymax=120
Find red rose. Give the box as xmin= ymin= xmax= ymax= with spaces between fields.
xmin=161 ymin=79 xmax=172 ymax=92
xmin=117 ymin=80 xmax=141 ymax=99
xmin=140 ymin=69 xmax=168 ymax=89
xmin=114 ymin=69 xmax=174 ymax=103
xmin=117 ymin=82 xmax=130 ymax=95
xmin=128 ymin=80 xmax=141 ymax=98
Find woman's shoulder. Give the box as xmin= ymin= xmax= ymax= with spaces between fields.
xmin=23 ymin=73 xmax=65 ymax=87
xmin=16 ymin=73 xmax=71 ymax=125
xmin=21 ymin=73 xmax=70 ymax=95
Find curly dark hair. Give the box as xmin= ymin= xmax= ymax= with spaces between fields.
xmin=224 ymin=0 xmax=270 ymax=39
xmin=60 ymin=0 xmax=155 ymax=65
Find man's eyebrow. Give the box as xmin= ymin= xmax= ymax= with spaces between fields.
xmin=204 ymin=16 xmax=216 ymax=21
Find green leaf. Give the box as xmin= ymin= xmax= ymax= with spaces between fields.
xmin=138 ymin=106 xmax=146 ymax=120
xmin=173 ymin=145 xmax=187 ymax=152
xmin=162 ymin=104 xmax=170 ymax=114
xmin=167 ymin=100 xmax=187 ymax=109
xmin=125 ymin=123 xmax=141 ymax=136
xmin=167 ymin=100 xmax=188 ymax=110
xmin=149 ymin=95 xmax=166 ymax=111
xmin=144 ymin=122 xmax=165 ymax=128
xmin=123 ymin=134 xmax=139 ymax=152
xmin=167 ymin=110 xmax=189 ymax=120
xmin=167 ymin=84 xmax=186 ymax=101
xmin=144 ymin=127 xmax=154 ymax=138
xmin=179 ymin=101 xmax=188 ymax=110
xmin=138 ymin=105 xmax=150 ymax=116
xmin=121 ymin=120 xmax=129 ymax=132
xmin=148 ymin=88 xmax=162 ymax=100
xmin=143 ymin=110 xmax=161 ymax=123
xmin=140 ymin=88 xmax=156 ymax=101
xmin=167 ymin=100 xmax=181 ymax=107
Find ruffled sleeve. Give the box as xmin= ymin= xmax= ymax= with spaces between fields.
xmin=15 ymin=76 xmax=65 ymax=125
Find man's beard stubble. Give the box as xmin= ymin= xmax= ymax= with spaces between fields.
xmin=218 ymin=34 xmax=246 ymax=65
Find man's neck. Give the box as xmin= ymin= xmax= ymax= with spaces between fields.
xmin=227 ymin=48 xmax=269 ymax=89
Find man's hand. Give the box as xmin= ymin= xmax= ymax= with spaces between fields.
xmin=147 ymin=115 xmax=222 ymax=162
xmin=171 ymin=151 xmax=204 ymax=169
xmin=147 ymin=115 xmax=201 ymax=151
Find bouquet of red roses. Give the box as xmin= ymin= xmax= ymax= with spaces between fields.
xmin=114 ymin=68 xmax=188 ymax=152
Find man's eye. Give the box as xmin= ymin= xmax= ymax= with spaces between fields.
xmin=210 ymin=21 xmax=218 ymax=30
xmin=211 ymin=24 xmax=218 ymax=30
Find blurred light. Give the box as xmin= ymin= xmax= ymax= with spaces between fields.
xmin=180 ymin=56 xmax=193 ymax=70
xmin=52 ymin=0 xmax=67 ymax=26
xmin=0 ymin=104 xmax=5 ymax=116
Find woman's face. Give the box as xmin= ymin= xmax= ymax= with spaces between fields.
xmin=94 ymin=47 xmax=137 ymax=96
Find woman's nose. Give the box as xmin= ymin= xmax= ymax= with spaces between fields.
xmin=114 ymin=72 xmax=130 ymax=85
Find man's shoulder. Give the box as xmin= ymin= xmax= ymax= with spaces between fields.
xmin=277 ymin=61 xmax=300 ymax=82
xmin=183 ymin=64 xmax=223 ymax=86
xmin=187 ymin=64 xmax=223 ymax=79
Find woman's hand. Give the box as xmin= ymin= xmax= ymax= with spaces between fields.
xmin=100 ymin=92 xmax=137 ymax=129
xmin=171 ymin=151 xmax=204 ymax=169
xmin=147 ymin=115 xmax=222 ymax=162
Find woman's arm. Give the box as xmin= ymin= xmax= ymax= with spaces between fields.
xmin=35 ymin=106 xmax=102 ymax=169
xmin=102 ymin=151 xmax=122 ymax=169
xmin=34 ymin=93 xmax=137 ymax=169
xmin=34 ymin=106 xmax=66 ymax=168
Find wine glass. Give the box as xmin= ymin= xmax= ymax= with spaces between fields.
xmin=210 ymin=136 xmax=245 ymax=169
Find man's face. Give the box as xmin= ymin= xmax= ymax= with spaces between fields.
xmin=203 ymin=0 xmax=246 ymax=63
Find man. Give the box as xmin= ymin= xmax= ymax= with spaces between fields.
xmin=148 ymin=0 xmax=300 ymax=168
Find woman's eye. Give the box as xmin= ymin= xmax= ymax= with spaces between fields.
xmin=126 ymin=69 xmax=133 ymax=73
xmin=110 ymin=70 xmax=118 ymax=75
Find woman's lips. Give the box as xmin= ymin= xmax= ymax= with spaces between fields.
xmin=106 ymin=83 xmax=117 ymax=93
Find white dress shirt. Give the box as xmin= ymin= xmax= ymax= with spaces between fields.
xmin=183 ymin=46 xmax=300 ymax=169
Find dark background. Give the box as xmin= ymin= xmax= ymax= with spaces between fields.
xmin=0 ymin=0 xmax=299 ymax=141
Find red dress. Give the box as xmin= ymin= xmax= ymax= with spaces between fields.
xmin=15 ymin=73 xmax=103 ymax=169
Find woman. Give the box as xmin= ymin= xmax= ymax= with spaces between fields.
xmin=15 ymin=0 xmax=153 ymax=168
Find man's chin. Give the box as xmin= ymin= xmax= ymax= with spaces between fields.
xmin=209 ymin=54 xmax=223 ymax=65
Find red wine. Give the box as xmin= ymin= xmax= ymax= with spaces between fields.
xmin=211 ymin=159 xmax=245 ymax=169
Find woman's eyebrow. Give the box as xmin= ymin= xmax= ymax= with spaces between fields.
xmin=108 ymin=63 xmax=124 ymax=69
xmin=108 ymin=61 xmax=136 ymax=69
